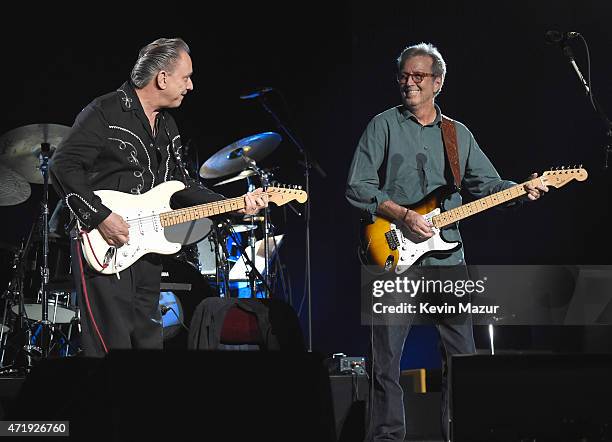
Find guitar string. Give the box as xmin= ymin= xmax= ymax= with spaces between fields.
xmin=121 ymin=195 xmax=246 ymax=226
xmin=117 ymin=189 xmax=302 ymax=226
xmin=432 ymin=182 xmax=528 ymax=227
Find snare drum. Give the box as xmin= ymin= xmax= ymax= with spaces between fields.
xmin=11 ymin=291 xmax=76 ymax=324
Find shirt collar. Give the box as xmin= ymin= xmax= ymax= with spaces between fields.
xmin=116 ymin=81 xmax=141 ymax=112
xmin=397 ymin=103 xmax=443 ymax=127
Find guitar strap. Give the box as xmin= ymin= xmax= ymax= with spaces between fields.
xmin=440 ymin=115 xmax=462 ymax=191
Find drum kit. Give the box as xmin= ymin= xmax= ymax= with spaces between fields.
xmin=0 ymin=122 xmax=292 ymax=364
xmin=160 ymin=131 xmax=291 ymax=346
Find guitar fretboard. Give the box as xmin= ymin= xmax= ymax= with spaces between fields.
xmin=432 ymin=182 xmax=531 ymax=228
xmin=159 ymin=196 xmax=245 ymax=227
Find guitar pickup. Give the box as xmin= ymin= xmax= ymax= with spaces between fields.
xmin=385 ymin=230 xmax=399 ymax=250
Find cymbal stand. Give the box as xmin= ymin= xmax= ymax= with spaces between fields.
xmin=212 ymin=224 xmax=231 ymax=297
xmin=244 ymin=176 xmax=258 ymax=298
xmin=242 ymin=156 xmax=271 ymax=298
xmin=0 ymin=208 xmax=38 ymax=373
xmin=37 ymin=142 xmax=53 ymax=357
xmin=0 ymin=246 xmax=25 ymax=370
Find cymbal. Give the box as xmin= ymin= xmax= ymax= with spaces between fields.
xmin=213 ymin=169 xmax=257 ymax=186
xmin=231 ymin=224 xmax=258 ymax=233
xmin=0 ymin=123 xmax=71 ymax=184
xmin=199 ymin=132 xmax=282 ymax=179
xmin=0 ymin=164 xmax=31 ymax=206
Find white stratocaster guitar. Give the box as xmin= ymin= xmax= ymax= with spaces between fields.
xmin=362 ymin=167 xmax=588 ymax=273
xmin=78 ymin=181 xmax=308 ymax=275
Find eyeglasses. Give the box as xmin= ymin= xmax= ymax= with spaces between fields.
xmin=397 ymin=72 xmax=436 ymax=84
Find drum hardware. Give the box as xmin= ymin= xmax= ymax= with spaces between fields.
xmin=198 ymin=131 xmax=295 ymax=299
xmin=218 ymin=220 xmax=272 ymax=299
xmin=0 ymin=227 xmax=37 ymax=373
xmin=212 ymin=222 xmax=233 ymax=297
xmin=213 ymin=169 xmax=257 ymax=186
xmin=241 ymin=155 xmax=275 ymax=297
xmin=0 ymin=123 xmax=79 ymax=373
xmin=35 ymin=139 xmax=54 ymax=358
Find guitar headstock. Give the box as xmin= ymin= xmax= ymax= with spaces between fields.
xmin=265 ymin=184 xmax=308 ymax=206
xmin=541 ymin=166 xmax=588 ymax=188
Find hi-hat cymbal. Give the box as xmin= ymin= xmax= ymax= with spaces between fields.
xmin=0 ymin=123 xmax=71 ymax=184
xmin=0 ymin=164 xmax=31 ymax=206
xmin=230 ymin=224 xmax=258 ymax=233
xmin=213 ymin=169 xmax=257 ymax=187
xmin=199 ymin=132 xmax=282 ymax=179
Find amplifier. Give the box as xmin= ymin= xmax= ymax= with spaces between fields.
xmin=326 ymin=354 xmax=367 ymax=376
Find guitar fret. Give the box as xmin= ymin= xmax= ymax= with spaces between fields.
xmin=433 ymin=183 xmax=530 ymax=228
xmin=160 ymin=197 xmax=245 ymax=227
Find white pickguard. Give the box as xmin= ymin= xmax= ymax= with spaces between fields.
xmin=391 ymin=208 xmax=460 ymax=274
xmin=79 ymin=181 xmax=185 ymax=275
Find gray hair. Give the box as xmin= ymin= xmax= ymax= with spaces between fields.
xmin=396 ymin=42 xmax=446 ymax=96
xmin=130 ymin=38 xmax=190 ymax=89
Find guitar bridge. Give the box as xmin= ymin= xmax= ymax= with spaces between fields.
xmin=385 ymin=230 xmax=399 ymax=250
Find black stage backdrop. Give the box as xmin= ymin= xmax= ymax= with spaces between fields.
xmin=0 ymin=1 xmax=610 ymax=368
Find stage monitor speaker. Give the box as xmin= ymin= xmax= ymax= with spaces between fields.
xmin=329 ymin=374 xmax=368 ymax=441
xmin=8 ymin=351 xmax=336 ymax=441
xmin=450 ymin=353 xmax=612 ymax=441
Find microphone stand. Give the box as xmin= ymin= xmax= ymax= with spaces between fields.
xmin=242 ymin=156 xmax=271 ymax=298
xmin=255 ymin=94 xmax=327 ymax=352
xmin=560 ymin=39 xmax=612 ymax=169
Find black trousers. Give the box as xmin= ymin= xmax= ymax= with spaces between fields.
xmin=71 ymin=240 xmax=163 ymax=358
xmin=366 ymin=316 xmax=475 ymax=441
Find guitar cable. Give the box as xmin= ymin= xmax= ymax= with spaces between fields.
xmin=75 ymin=237 xmax=109 ymax=354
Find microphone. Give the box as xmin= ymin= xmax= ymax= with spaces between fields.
xmin=545 ymin=30 xmax=580 ymax=44
xmin=240 ymin=87 xmax=274 ymax=100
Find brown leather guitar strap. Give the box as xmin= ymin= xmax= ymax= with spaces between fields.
xmin=440 ymin=115 xmax=462 ymax=191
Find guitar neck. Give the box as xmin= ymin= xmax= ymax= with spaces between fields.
xmin=159 ymin=196 xmax=245 ymax=227
xmin=432 ymin=181 xmax=533 ymax=228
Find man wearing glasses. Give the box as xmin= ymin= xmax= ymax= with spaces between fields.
xmin=346 ymin=42 xmax=546 ymax=441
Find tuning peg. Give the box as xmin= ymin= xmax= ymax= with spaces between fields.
xmin=579 ymin=163 xmax=583 ymax=168
xmin=298 ymin=185 xmax=302 ymax=190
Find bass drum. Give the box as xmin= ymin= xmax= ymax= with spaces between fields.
xmin=160 ymin=255 xmax=217 ymax=349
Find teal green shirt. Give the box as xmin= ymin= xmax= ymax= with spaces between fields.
xmin=346 ymin=104 xmax=517 ymax=265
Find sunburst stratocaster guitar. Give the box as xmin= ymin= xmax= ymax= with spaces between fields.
xmin=362 ymin=167 xmax=588 ymax=273
xmin=78 ymin=181 xmax=308 ymax=274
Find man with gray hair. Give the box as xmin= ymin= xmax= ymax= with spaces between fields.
xmin=51 ymin=38 xmax=268 ymax=357
xmin=346 ymin=42 xmax=546 ymax=441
